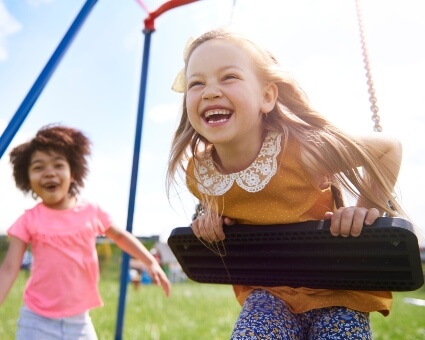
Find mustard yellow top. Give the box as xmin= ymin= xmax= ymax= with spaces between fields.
xmin=187 ymin=132 xmax=392 ymax=316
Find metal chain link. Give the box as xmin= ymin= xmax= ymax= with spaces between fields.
xmin=355 ymin=0 xmax=382 ymax=132
xmin=229 ymin=0 xmax=237 ymax=24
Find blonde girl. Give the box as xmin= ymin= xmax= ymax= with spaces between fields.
xmin=167 ymin=28 xmax=406 ymax=339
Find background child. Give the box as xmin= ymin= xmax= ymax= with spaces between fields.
xmin=0 ymin=124 xmax=170 ymax=339
xmin=167 ymin=28 xmax=407 ymax=339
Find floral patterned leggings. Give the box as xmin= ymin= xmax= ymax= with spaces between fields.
xmin=231 ymin=290 xmax=372 ymax=339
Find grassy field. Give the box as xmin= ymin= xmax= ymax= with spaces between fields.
xmin=0 ymin=269 xmax=424 ymax=339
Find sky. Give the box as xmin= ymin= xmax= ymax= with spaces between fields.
xmin=0 ymin=0 xmax=424 ymax=244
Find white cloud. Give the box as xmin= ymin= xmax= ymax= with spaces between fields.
xmin=0 ymin=1 xmax=21 ymax=62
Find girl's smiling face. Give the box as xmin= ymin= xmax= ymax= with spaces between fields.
xmin=28 ymin=150 xmax=75 ymax=210
xmin=185 ymin=38 xmax=276 ymax=151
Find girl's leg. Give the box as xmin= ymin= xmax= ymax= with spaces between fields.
xmin=16 ymin=306 xmax=61 ymax=340
xmin=305 ymin=306 xmax=372 ymax=340
xmin=62 ymin=312 xmax=98 ymax=340
xmin=16 ymin=306 xmax=98 ymax=340
xmin=230 ymin=289 xmax=304 ymax=340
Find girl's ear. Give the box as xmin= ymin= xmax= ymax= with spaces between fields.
xmin=261 ymin=83 xmax=278 ymax=114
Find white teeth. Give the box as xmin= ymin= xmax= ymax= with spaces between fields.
xmin=204 ymin=110 xmax=231 ymax=117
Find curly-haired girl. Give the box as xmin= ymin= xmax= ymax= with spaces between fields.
xmin=0 ymin=124 xmax=170 ymax=339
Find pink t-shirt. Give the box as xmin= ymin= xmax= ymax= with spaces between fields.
xmin=8 ymin=198 xmax=113 ymax=318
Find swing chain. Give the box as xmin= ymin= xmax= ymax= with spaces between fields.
xmin=355 ymin=0 xmax=382 ymax=132
xmin=229 ymin=0 xmax=237 ymax=24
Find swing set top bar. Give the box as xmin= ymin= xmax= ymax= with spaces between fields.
xmin=143 ymin=0 xmax=200 ymax=31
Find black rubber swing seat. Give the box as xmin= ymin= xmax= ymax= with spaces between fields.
xmin=167 ymin=217 xmax=424 ymax=291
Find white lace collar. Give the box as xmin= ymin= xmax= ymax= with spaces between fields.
xmin=194 ymin=132 xmax=282 ymax=196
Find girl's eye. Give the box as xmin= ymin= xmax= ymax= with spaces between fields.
xmin=188 ymin=81 xmax=203 ymax=89
xmin=223 ymin=74 xmax=238 ymax=81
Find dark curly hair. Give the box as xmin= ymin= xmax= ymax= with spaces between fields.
xmin=9 ymin=124 xmax=91 ymax=196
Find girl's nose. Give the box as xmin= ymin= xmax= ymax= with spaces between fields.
xmin=43 ymin=166 xmax=55 ymax=177
xmin=202 ymin=85 xmax=221 ymax=100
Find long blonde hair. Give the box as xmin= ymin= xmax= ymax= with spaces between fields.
xmin=166 ymin=28 xmax=405 ymax=219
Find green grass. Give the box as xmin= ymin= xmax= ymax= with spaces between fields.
xmin=1 ymin=270 xmax=424 ymax=339
xmin=93 ymin=280 xmax=240 ymax=340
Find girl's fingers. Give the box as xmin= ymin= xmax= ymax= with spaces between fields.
xmin=330 ymin=207 xmax=378 ymax=237
xmin=365 ymin=208 xmax=380 ymax=225
xmin=191 ymin=219 xmax=201 ymax=238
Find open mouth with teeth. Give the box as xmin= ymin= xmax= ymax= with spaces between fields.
xmin=43 ymin=183 xmax=59 ymax=191
xmin=204 ymin=109 xmax=232 ymax=124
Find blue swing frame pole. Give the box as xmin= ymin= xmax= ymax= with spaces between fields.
xmin=114 ymin=27 xmax=153 ymax=340
xmin=0 ymin=0 xmax=98 ymax=159
xmin=114 ymin=2 xmax=200 ymax=339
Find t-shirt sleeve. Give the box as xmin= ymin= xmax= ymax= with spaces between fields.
xmin=95 ymin=204 xmax=114 ymax=235
xmin=7 ymin=213 xmax=31 ymax=243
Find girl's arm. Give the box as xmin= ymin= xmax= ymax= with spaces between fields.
xmin=328 ymin=133 xmax=402 ymax=236
xmin=105 ymin=226 xmax=171 ymax=297
xmin=305 ymin=133 xmax=403 ymax=237
xmin=0 ymin=237 xmax=27 ymax=305
xmin=355 ymin=133 xmax=403 ymax=209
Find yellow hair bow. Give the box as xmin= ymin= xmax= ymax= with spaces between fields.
xmin=171 ymin=37 xmax=194 ymax=93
